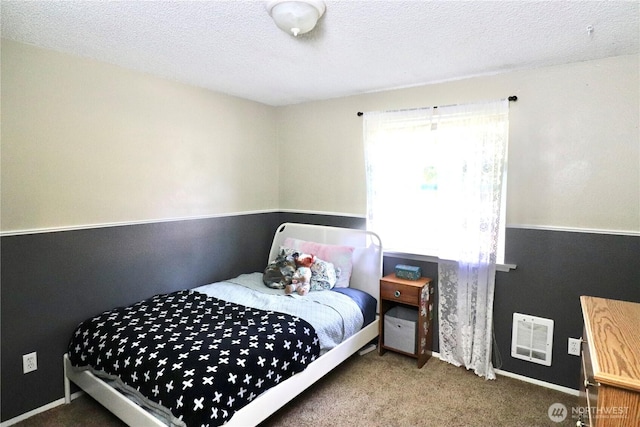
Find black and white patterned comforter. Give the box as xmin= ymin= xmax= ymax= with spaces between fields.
xmin=68 ymin=290 xmax=320 ymax=427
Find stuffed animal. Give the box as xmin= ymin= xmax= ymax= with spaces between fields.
xmin=285 ymin=253 xmax=316 ymax=296
xmin=263 ymin=249 xmax=298 ymax=289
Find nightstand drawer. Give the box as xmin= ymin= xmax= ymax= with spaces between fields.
xmin=380 ymin=280 xmax=421 ymax=305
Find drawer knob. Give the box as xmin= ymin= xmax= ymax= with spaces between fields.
xmin=584 ymin=378 xmax=598 ymax=389
xmin=394 ymin=290 xmax=401 ymax=298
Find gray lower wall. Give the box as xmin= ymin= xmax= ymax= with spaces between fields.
xmin=493 ymin=228 xmax=639 ymax=387
xmin=385 ymin=228 xmax=639 ymax=389
xmin=2 ymin=213 xmax=638 ymax=421
xmin=1 ymin=213 xmax=282 ymax=421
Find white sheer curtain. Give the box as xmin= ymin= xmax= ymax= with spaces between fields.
xmin=435 ymin=100 xmax=509 ymax=380
xmin=364 ymin=99 xmax=509 ymax=379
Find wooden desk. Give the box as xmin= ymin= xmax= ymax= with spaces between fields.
xmin=579 ymin=296 xmax=640 ymax=426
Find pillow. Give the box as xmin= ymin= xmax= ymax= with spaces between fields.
xmin=278 ymin=246 xmax=338 ymax=291
xmin=283 ymin=238 xmax=355 ymax=288
xmin=331 ymin=287 xmax=377 ymax=327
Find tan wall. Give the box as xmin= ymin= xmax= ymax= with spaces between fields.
xmin=276 ymin=54 xmax=640 ymax=233
xmin=2 ymin=39 xmax=638 ymax=234
xmin=1 ymin=40 xmax=279 ymax=232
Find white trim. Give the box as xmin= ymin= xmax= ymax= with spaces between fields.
xmin=383 ymin=250 xmax=517 ymax=272
xmin=278 ymin=208 xmax=365 ymax=218
xmin=383 ymin=251 xmax=440 ymax=265
xmin=494 ymin=368 xmax=580 ymax=396
xmin=0 ymin=392 xmax=84 ymax=427
xmin=2 ymin=209 xmax=637 ymax=238
xmin=0 ymin=209 xmax=279 ymax=237
xmin=0 ymin=209 xmax=365 ymax=237
xmin=506 ymin=223 xmax=640 ymax=237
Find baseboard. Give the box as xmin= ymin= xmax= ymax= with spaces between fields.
xmin=494 ymin=368 xmax=580 ymax=396
xmin=429 ymin=351 xmax=580 ymax=397
xmin=0 ymin=391 xmax=84 ymax=427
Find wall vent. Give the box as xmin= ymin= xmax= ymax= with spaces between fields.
xmin=511 ymin=313 xmax=553 ymax=366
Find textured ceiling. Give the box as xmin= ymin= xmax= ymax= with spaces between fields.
xmin=2 ymin=0 xmax=638 ymax=106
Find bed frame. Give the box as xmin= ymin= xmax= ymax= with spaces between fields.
xmin=64 ymin=222 xmax=382 ymax=426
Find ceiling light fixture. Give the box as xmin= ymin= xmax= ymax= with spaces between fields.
xmin=267 ymin=0 xmax=326 ymax=37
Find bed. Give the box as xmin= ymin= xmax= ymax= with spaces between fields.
xmin=63 ymin=222 xmax=382 ymax=426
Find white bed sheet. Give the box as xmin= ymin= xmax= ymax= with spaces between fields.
xmin=193 ymin=272 xmax=364 ymax=354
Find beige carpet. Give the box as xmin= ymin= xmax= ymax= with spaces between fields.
xmin=14 ymin=351 xmax=580 ymax=427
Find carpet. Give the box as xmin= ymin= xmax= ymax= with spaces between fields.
xmin=13 ymin=351 xmax=580 ymax=427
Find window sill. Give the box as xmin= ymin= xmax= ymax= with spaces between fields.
xmin=383 ymin=250 xmax=517 ymax=272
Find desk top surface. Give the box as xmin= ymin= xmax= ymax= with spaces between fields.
xmin=581 ymin=296 xmax=640 ymax=391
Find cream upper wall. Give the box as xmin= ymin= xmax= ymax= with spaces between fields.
xmin=276 ymin=54 xmax=640 ymax=233
xmin=2 ymin=39 xmax=638 ymax=234
xmin=1 ymin=40 xmax=279 ymax=232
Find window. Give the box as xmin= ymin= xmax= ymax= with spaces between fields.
xmin=363 ymin=99 xmax=509 ymax=264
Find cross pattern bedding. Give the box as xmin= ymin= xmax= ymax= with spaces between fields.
xmin=68 ymin=289 xmax=320 ymax=427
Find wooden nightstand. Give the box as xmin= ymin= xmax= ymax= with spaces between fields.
xmin=378 ymin=273 xmax=433 ymax=368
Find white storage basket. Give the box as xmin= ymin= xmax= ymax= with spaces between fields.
xmin=384 ymin=306 xmax=418 ymax=354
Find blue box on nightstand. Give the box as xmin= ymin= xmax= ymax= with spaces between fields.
xmin=394 ymin=264 xmax=422 ymax=280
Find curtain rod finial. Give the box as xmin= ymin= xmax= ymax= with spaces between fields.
xmin=357 ymin=112 xmax=364 ymax=117
xmin=508 ymin=96 xmax=518 ymax=102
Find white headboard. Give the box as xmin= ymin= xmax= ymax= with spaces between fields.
xmin=268 ymin=223 xmax=383 ymax=305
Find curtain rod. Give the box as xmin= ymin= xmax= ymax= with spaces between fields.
xmin=356 ymin=95 xmax=518 ymax=117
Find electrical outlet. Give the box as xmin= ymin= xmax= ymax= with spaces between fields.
xmin=22 ymin=352 xmax=37 ymax=374
xmin=568 ymin=338 xmax=581 ymax=356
